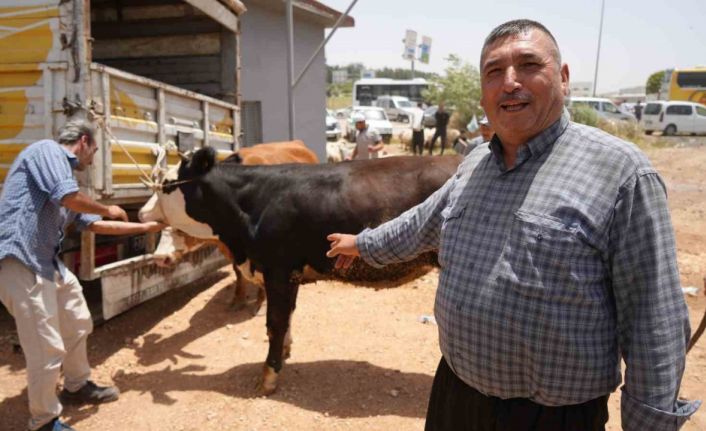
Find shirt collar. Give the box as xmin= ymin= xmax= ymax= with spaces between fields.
xmin=489 ymin=113 xmax=570 ymax=168
xmin=58 ymin=143 xmax=79 ymax=169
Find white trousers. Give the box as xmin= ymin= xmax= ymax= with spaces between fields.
xmin=0 ymin=257 xmax=93 ymax=430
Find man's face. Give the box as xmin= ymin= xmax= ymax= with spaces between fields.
xmin=480 ymin=30 xmax=569 ymax=146
xmin=355 ymin=121 xmax=366 ymax=131
xmin=75 ymin=134 xmax=98 ymax=171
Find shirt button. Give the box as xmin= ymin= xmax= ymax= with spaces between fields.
xmin=536 ymin=233 xmax=544 ymax=241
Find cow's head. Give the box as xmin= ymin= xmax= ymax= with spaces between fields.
xmin=138 ymin=148 xmax=218 ymax=240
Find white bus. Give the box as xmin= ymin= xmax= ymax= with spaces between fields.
xmin=352 ymin=78 xmax=429 ymax=106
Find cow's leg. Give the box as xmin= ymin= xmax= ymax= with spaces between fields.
xmin=259 ymin=270 xmax=297 ymax=395
xmin=230 ymin=265 xmax=249 ymax=310
xmin=281 ymin=284 xmax=299 ymax=360
xmin=231 ymin=265 xmax=267 ymax=316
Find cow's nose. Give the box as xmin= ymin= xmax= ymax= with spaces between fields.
xmin=154 ymin=255 xmax=175 ymax=268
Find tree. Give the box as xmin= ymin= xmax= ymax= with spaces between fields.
xmin=646 ymin=70 xmax=665 ymax=95
xmin=422 ymin=54 xmax=482 ymax=127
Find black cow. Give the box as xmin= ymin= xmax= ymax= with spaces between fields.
xmin=148 ymin=148 xmax=462 ymax=393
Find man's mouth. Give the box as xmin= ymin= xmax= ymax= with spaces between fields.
xmin=500 ymin=101 xmax=529 ymax=112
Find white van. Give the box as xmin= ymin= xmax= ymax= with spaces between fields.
xmin=569 ymin=97 xmax=636 ymax=122
xmin=374 ymin=95 xmax=421 ymax=122
xmin=641 ymin=101 xmax=706 ymax=135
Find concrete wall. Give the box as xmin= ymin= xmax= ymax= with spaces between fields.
xmin=240 ymin=6 xmax=327 ymax=161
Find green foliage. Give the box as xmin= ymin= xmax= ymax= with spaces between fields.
xmin=570 ymin=105 xmax=600 ymax=127
xmin=327 ymin=81 xmax=352 ymax=98
xmin=421 ymin=54 xmax=482 ymax=127
xmin=375 ymin=67 xmax=438 ymax=80
xmin=646 ymin=70 xmax=665 ymax=94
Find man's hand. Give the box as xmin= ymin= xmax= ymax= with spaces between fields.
xmin=106 ymin=205 xmax=128 ymax=222
xmin=326 ymin=233 xmax=360 ymax=269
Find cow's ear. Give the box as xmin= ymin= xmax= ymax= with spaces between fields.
xmin=191 ymin=147 xmax=217 ymax=176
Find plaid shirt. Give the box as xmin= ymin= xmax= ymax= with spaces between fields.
xmin=357 ymin=115 xmax=700 ymax=430
xmin=0 ymin=140 xmax=100 ymax=280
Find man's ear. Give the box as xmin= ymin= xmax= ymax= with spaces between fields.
xmin=560 ymin=63 xmax=570 ymax=96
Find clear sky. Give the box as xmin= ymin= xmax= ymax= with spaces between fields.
xmin=322 ymin=0 xmax=706 ymax=94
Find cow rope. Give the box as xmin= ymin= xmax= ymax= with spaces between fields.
xmin=88 ymin=106 xmax=172 ymax=192
xmin=687 ymin=275 xmax=706 ymax=353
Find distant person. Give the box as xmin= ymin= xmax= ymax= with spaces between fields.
xmin=634 ymin=100 xmax=643 ymax=121
xmin=455 ymin=116 xmax=494 ymax=156
xmin=349 ymin=113 xmax=384 ymax=160
xmin=411 ymin=102 xmax=425 ymax=155
xmin=429 ymin=102 xmax=450 ymax=155
xmin=0 ymin=119 xmax=164 ymax=431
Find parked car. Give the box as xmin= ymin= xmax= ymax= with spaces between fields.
xmin=346 ymin=107 xmax=393 ymax=143
xmin=569 ymin=97 xmax=636 ymax=122
xmin=641 ymin=101 xmax=706 ymax=136
xmin=335 ymin=106 xmax=352 ymax=119
xmin=326 ymin=109 xmax=341 ymax=141
xmin=374 ymin=95 xmax=421 ymax=122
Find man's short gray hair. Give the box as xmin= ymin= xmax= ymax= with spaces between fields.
xmin=57 ymin=119 xmax=95 ymax=146
xmin=481 ymin=19 xmax=562 ymax=66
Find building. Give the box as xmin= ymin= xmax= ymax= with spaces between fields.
xmin=569 ymin=81 xmax=594 ymax=97
xmin=240 ymin=0 xmax=354 ymax=161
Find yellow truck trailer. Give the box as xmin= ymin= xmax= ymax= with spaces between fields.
xmin=0 ymin=0 xmax=245 ymax=319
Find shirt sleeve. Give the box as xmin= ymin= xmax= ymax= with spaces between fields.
xmin=356 ymin=175 xmax=454 ymax=267
xmin=25 ymin=143 xmax=79 ymax=205
xmin=74 ymin=213 xmax=102 ymax=231
xmin=610 ymin=169 xmax=701 ymax=431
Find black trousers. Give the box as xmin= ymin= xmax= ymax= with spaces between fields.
xmin=412 ymin=130 xmax=425 ymax=155
xmin=425 ymin=358 xmax=609 ymax=431
xmin=429 ymin=127 xmax=447 ymax=154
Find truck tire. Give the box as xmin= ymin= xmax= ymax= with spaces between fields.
xmin=663 ymin=124 xmax=677 ymax=136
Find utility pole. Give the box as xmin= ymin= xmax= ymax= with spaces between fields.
xmin=592 ymin=0 xmax=606 ymax=97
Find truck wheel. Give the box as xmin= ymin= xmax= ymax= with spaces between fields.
xmin=645 ymin=130 xmax=653 ymax=135
xmin=663 ymin=124 xmax=677 ymax=136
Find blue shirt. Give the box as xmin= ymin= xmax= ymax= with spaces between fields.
xmin=0 ymin=140 xmax=101 ymax=280
xmin=357 ymin=115 xmax=700 ymax=430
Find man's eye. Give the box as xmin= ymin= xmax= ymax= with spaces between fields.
xmin=486 ymin=68 xmax=501 ymax=77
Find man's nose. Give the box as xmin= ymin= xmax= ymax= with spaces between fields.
xmin=502 ymin=67 xmax=521 ymax=93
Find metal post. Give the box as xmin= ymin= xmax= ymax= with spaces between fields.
xmin=285 ymin=0 xmax=295 ymax=139
xmin=411 ymin=58 xmax=415 ymax=79
xmin=294 ymin=0 xmax=358 ymax=87
xmin=592 ymin=0 xmax=605 ymax=97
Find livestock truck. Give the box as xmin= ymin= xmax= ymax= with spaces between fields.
xmin=0 ymin=0 xmax=246 ymax=319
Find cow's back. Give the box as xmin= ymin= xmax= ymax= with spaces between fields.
xmin=232 ymin=140 xmax=319 ymax=165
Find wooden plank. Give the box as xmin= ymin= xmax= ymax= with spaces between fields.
xmin=101 ymin=72 xmax=113 ymax=196
xmin=183 ymin=0 xmax=238 ymax=33
xmin=91 ymin=16 xmax=220 ymax=39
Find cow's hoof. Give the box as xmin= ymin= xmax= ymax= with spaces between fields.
xmin=257 ymin=365 xmax=278 ymax=395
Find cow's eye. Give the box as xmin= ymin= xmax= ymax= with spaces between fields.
xmin=162 ymin=179 xmax=177 ymax=194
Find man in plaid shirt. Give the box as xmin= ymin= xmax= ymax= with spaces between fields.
xmin=328 ymin=20 xmax=700 ymax=431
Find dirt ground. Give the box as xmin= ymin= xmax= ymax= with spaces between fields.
xmin=1 ymin=140 xmax=705 ymax=431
